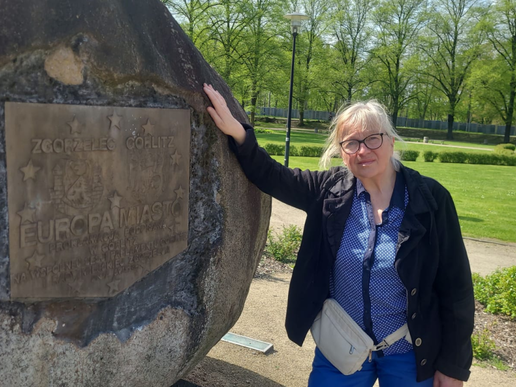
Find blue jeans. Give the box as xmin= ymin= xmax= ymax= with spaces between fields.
xmin=308 ymin=348 xmax=434 ymax=387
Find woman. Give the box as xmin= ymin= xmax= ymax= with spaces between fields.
xmin=204 ymin=84 xmax=474 ymax=387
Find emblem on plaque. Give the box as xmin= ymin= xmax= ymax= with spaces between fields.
xmin=5 ymin=103 xmax=190 ymax=300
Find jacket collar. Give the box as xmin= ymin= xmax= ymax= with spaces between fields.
xmin=400 ymin=166 xmax=437 ymax=214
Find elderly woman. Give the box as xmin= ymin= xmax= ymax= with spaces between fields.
xmin=204 ymin=84 xmax=474 ymax=387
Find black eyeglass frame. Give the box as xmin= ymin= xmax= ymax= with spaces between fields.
xmin=339 ymin=132 xmax=386 ymax=155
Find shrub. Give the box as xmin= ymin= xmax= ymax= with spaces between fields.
xmin=263 ymin=143 xmax=300 ymax=156
xmin=473 ymin=267 xmax=516 ymax=318
xmin=495 ymin=143 xmax=516 ymax=152
xmin=438 ymin=151 xmax=468 ymax=163
xmin=496 ymin=149 xmax=515 ymax=156
xmin=465 ymin=153 xmax=499 ymax=165
xmin=494 ymin=143 xmax=515 ymax=156
xmin=263 ymin=143 xmax=284 ymax=155
xmin=471 ymin=328 xmax=496 ymax=360
xmin=300 ymin=146 xmax=323 ymax=157
xmin=264 ymin=225 xmax=302 ymax=264
xmin=399 ymin=150 xmax=420 ymax=161
xmin=254 ymin=128 xmax=275 ymax=134
xmin=422 ymin=150 xmax=438 ymax=162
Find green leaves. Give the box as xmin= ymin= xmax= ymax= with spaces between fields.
xmin=264 ymin=225 xmax=302 ymax=265
xmin=473 ymin=267 xmax=516 ymax=319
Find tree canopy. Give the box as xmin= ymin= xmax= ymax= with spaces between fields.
xmin=164 ymin=0 xmax=516 ymax=134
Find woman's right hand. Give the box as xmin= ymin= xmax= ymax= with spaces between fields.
xmin=204 ymin=83 xmax=246 ymax=145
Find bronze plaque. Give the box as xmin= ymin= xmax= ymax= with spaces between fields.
xmin=5 ymin=102 xmax=190 ymax=300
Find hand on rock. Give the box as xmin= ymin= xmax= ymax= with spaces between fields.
xmin=204 ymin=83 xmax=246 ymax=145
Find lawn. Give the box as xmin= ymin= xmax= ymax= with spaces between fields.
xmin=255 ymin=130 xmax=328 ymax=146
xmin=255 ymin=130 xmax=496 ymax=157
xmin=266 ymin=155 xmax=516 ymax=243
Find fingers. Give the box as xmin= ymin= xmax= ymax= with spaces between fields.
xmin=204 ymin=83 xmax=233 ymax=127
xmin=204 ymin=83 xmax=226 ymax=109
xmin=206 ymin=106 xmax=223 ymax=127
xmin=203 ymin=83 xmax=246 ymax=144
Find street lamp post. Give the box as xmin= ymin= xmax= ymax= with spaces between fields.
xmin=284 ymin=12 xmax=308 ymax=167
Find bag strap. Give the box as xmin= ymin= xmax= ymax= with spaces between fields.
xmin=373 ymin=323 xmax=409 ymax=351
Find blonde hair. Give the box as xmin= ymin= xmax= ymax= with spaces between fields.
xmin=319 ymin=100 xmax=404 ymax=170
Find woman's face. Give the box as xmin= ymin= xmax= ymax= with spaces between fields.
xmin=339 ymin=126 xmax=395 ymax=181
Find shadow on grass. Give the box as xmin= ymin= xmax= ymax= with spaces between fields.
xmin=459 ymin=216 xmax=484 ymax=223
xmin=172 ymin=356 xmax=285 ymax=387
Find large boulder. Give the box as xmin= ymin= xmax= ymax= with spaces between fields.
xmin=0 ymin=0 xmax=271 ymax=385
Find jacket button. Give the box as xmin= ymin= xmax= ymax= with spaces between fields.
xmin=420 ymin=359 xmax=427 ymax=366
xmin=411 ymin=313 xmax=417 ymax=319
xmin=411 ymin=288 xmax=417 ymax=296
xmin=415 ymin=338 xmax=422 ymax=346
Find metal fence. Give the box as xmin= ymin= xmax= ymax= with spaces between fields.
xmin=259 ymin=107 xmax=516 ymax=136
xmin=260 ymin=107 xmax=331 ymax=121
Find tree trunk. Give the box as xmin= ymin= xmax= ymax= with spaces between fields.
xmin=299 ymin=105 xmax=305 ymax=127
xmin=505 ymin=83 xmax=516 ymax=143
xmin=447 ymin=114 xmax=454 ymax=140
xmin=391 ymin=109 xmax=398 ymax=129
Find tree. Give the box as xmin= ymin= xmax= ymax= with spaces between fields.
xmin=238 ymin=0 xmax=287 ymax=125
xmin=293 ymin=0 xmax=330 ymax=126
xmin=470 ymin=52 xmax=514 ymax=128
xmin=162 ymin=0 xmax=217 ymax=44
xmin=203 ymin=0 xmax=250 ymax=88
xmin=330 ymin=0 xmax=375 ymax=104
xmin=372 ymin=0 xmax=426 ymax=127
xmin=484 ymin=0 xmax=516 ymax=142
xmin=421 ymin=0 xmax=486 ymax=139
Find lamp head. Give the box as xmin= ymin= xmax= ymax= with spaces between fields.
xmin=284 ymin=12 xmax=309 ymax=34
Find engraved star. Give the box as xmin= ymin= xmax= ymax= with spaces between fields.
xmin=25 ymin=250 xmax=45 ymax=269
xmin=109 ymin=191 xmax=123 ymax=209
xmin=175 ymin=186 xmax=185 ymax=200
xmin=108 ymin=112 xmax=122 ymax=130
xmin=20 ymin=159 xmax=41 ymax=181
xmin=67 ymin=116 xmax=81 ymax=135
xmin=17 ymin=203 xmax=36 ymax=224
xmin=107 ymin=279 xmax=121 ymax=293
xmin=142 ymin=119 xmax=154 ymax=134
xmin=107 ymin=111 xmax=122 ymax=130
xmin=170 ymin=151 xmax=182 ymax=166
xmin=67 ymin=280 xmax=82 ymax=295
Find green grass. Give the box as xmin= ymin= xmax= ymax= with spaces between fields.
xmin=256 ymin=130 xmax=328 ymax=147
xmin=255 ymin=131 xmax=496 ymax=158
xmin=404 ymin=140 xmax=495 ymax=149
xmin=269 ymin=155 xmax=516 ymax=243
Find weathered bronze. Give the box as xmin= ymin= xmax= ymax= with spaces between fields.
xmin=5 ymin=103 xmax=190 ymax=300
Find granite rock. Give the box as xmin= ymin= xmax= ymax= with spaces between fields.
xmin=0 ymin=0 xmax=270 ymax=385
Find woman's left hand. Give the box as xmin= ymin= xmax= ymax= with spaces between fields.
xmin=433 ymin=370 xmax=463 ymax=387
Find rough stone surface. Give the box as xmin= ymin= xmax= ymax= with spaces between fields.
xmin=0 ymin=0 xmax=271 ymax=386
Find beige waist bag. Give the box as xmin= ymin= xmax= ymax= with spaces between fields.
xmin=311 ymin=298 xmax=412 ymax=375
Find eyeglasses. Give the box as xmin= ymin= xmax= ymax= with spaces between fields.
xmin=339 ymin=133 xmax=385 ymax=155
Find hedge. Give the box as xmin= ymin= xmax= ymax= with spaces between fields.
xmin=399 ymin=150 xmax=420 ymax=161
xmin=438 ymin=151 xmax=516 ymax=166
xmin=423 ymin=150 xmax=439 ymax=162
xmin=262 ymin=143 xmax=516 ymax=166
xmin=263 ymin=143 xmax=315 ymax=157
xmin=495 ymin=143 xmax=516 ymax=151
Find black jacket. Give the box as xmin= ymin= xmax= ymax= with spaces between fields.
xmin=229 ymin=125 xmax=474 ymax=382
